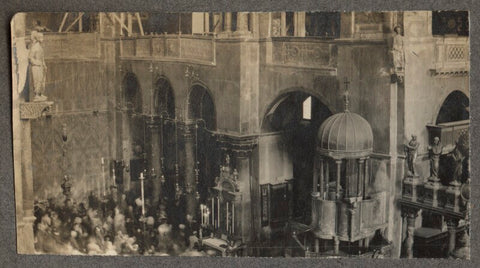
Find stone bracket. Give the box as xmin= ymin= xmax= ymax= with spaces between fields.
xmin=20 ymin=101 xmax=54 ymax=120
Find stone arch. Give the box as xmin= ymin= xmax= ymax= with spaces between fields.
xmin=186 ymin=82 xmax=217 ymax=130
xmin=260 ymin=87 xmax=334 ymax=132
xmin=153 ymin=75 xmax=175 ymax=118
xmin=434 ymin=90 xmax=469 ymax=124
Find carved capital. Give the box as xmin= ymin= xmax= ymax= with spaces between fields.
xmin=20 ymin=101 xmax=54 ymax=120
xmin=445 ymin=218 xmax=460 ymax=229
xmin=401 ymin=207 xmax=420 ymax=221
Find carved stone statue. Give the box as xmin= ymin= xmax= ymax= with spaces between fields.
xmin=392 ymin=26 xmax=404 ymax=71
xmin=428 ymin=137 xmax=455 ymax=181
xmin=404 ymin=135 xmax=419 ymax=176
xmin=28 ymin=31 xmax=48 ymax=102
xmin=450 ymin=146 xmax=465 ymax=186
xmin=428 ymin=137 xmax=443 ymax=180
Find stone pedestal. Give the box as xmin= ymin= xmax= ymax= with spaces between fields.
xmin=445 ymin=183 xmax=462 ymax=212
xmin=402 ymin=176 xmax=422 ymax=202
xmin=423 ymin=180 xmax=444 ymax=207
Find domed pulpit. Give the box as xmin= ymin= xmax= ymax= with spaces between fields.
xmin=309 ymin=93 xmax=389 ymax=256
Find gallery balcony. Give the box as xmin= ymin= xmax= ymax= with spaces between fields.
xmin=119 ymin=34 xmax=216 ymax=65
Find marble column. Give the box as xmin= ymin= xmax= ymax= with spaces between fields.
xmin=446 ymin=218 xmax=460 ymax=256
xmin=224 ymin=12 xmax=232 ymax=32
xmin=402 ymin=208 xmax=419 ymax=259
xmin=184 ymin=123 xmax=197 ymax=220
xmin=147 ymin=117 xmax=162 ymax=209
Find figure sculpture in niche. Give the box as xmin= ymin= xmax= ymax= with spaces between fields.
xmin=28 ymin=31 xmax=48 ymax=102
xmin=392 ymin=26 xmax=404 ymax=72
xmin=404 ymin=135 xmax=419 ymax=176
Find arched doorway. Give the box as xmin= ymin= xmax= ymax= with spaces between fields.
xmin=262 ymin=91 xmax=332 ymax=224
xmin=436 ymin=90 xmax=469 ymax=124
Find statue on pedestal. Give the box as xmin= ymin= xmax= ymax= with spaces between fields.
xmin=404 ymin=135 xmax=419 ymax=177
xmin=428 ymin=137 xmax=455 ymax=182
xmin=28 ymin=31 xmax=48 ymax=102
xmin=392 ymin=26 xmax=404 ymax=72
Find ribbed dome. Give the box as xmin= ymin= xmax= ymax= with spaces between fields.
xmin=317 ymin=111 xmax=373 ymax=159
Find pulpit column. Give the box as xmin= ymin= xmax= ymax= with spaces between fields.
xmin=446 ymin=218 xmax=460 ymax=256
xmin=224 ymin=12 xmax=232 ymax=32
xmin=402 ymin=208 xmax=419 ymax=259
xmin=184 ymin=122 xmax=197 ymax=220
xmin=335 ymin=159 xmax=342 ymax=199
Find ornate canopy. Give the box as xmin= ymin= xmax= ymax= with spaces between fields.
xmin=316 ymin=110 xmax=373 ymax=159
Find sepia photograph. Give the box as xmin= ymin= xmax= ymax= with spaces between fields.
xmin=11 ymin=11 xmax=470 ymax=259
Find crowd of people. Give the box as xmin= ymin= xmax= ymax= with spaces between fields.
xmin=33 ymin=186 xmax=207 ymax=256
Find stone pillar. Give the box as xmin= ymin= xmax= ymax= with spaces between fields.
xmin=184 ymin=123 xmax=197 ymax=219
xmin=281 ymin=12 xmax=287 ymax=36
xmin=146 ymin=117 xmax=162 ymax=209
xmin=294 ymin=12 xmax=306 ymax=37
xmin=224 ymin=12 xmax=232 ymax=32
xmin=17 ymin=101 xmax=53 ymax=253
xmin=204 ymin=13 xmax=210 ymax=33
xmin=218 ymin=134 xmax=258 ymax=243
xmin=446 ymin=218 xmax=460 ymax=256
xmin=402 ymin=208 xmax=419 ymax=259
xmin=235 ymin=12 xmax=249 ymax=34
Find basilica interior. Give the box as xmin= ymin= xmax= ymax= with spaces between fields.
xmin=11 ymin=11 xmax=470 ymax=258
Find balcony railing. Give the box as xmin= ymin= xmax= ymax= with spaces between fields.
xmin=42 ymin=33 xmax=100 ymax=60
xmin=120 ymin=34 xmax=216 ymax=65
xmin=266 ymin=37 xmax=337 ymax=73
xmin=432 ymin=36 xmax=469 ymax=75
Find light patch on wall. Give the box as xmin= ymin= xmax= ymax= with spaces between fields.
xmin=302 ymin=96 xmax=312 ymax=120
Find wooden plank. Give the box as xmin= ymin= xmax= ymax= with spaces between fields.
xmin=136 ymin=13 xmax=144 ymax=36
xmin=58 ymin=12 xmax=69 ymax=32
xmin=65 ymin=12 xmax=84 ymax=32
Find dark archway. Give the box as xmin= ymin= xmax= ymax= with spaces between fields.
xmin=436 ymin=90 xmax=469 ymax=124
xmin=121 ymin=72 xmax=146 ymax=193
xmin=262 ymin=91 xmax=332 ymax=224
xmin=122 ymin=72 xmax=143 ymax=114
xmin=187 ymin=84 xmax=219 ymax=213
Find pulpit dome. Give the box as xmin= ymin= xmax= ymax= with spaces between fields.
xmin=317 ymin=111 xmax=373 ymax=159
